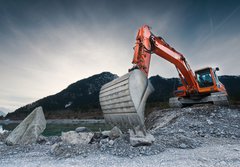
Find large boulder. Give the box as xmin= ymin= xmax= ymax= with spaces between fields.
xmin=61 ymin=131 xmax=94 ymax=145
xmin=6 ymin=106 xmax=46 ymax=145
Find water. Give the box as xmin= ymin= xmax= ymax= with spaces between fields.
xmin=0 ymin=125 xmax=4 ymax=133
xmin=1 ymin=121 xmax=113 ymax=136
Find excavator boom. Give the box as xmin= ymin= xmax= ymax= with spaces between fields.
xmin=132 ymin=25 xmax=198 ymax=95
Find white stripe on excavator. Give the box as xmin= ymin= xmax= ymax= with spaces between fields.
xmin=100 ymin=85 xmax=129 ymax=98
xmin=102 ymin=107 xmax=136 ymax=113
xmin=100 ymin=96 xmax=132 ymax=106
xmin=100 ymin=79 xmax=129 ymax=94
xmin=100 ymin=92 xmax=131 ymax=102
xmin=101 ymin=102 xmax=134 ymax=110
xmin=101 ymin=74 xmax=129 ymax=90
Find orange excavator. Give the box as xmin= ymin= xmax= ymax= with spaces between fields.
xmin=99 ymin=25 xmax=228 ymax=130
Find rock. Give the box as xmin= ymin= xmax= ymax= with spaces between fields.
xmin=90 ymin=132 xmax=104 ymax=143
xmin=51 ymin=142 xmax=62 ymax=155
xmin=129 ymin=129 xmax=155 ymax=147
xmin=0 ymin=131 xmax=10 ymax=142
xmin=210 ymin=113 xmax=215 ymax=117
xmin=218 ymin=161 xmax=227 ymax=166
xmin=108 ymin=140 xmax=114 ymax=146
xmin=47 ymin=136 xmax=62 ymax=145
xmin=151 ymin=111 xmax=180 ymax=131
xmin=206 ymin=119 xmax=213 ymax=125
xmin=109 ymin=126 xmax=122 ymax=140
xmin=75 ymin=127 xmax=90 ymax=133
xmin=61 ymin=131 xmax=94 ymax=145
xmin=36 ymin=135 xmax=47 ymax=144
xmin=101 ymin=130 xmax=111 ymax=137
xmin=6 ymin=106 xmax=46 ymax=145
xmin=99 ymin=138 xmax=109 ymax=146
xmin=65 ymin=153 xmax=71 ymax=158
xmin=179 ymin=143 xmax=187 ymax=149
xmin=233 ymin=148 xmax=240 ymax=152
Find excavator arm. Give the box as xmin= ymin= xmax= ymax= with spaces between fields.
xmin=132 ymin=25 xmax=198 ymax=95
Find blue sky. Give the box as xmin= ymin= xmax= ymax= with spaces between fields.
xmin=0 ymin=0 xmax=239 ymax=110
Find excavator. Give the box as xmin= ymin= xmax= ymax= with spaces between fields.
xmin=99 ymin=25 xmax=228 ymax=131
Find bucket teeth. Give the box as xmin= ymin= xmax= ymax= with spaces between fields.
xmin=99 ymin=69 xmax=154 ymax=128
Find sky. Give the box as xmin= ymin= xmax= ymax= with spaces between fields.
xmin=0 ymin=0 xmax=240 ymax=111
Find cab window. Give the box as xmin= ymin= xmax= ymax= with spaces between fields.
xmin=196 ymin=69 xmax=214 ymax=88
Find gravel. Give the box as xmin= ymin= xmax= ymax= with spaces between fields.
xmin=1 ymin=105 xmax=240 ymax=166
xmin=0 ymin=140 xmax=239 ymax=167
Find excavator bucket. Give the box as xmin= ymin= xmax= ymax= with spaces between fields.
xmin=99 ymin=69 xmax=154 ymax=129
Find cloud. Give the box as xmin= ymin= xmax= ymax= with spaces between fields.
xmin=0 ymin=18 xmax=138 ymax=109
xmin=188 ymin=33 xmax=240 ymax=76
xmin=0 ymin=0 xmax=239 ymax=110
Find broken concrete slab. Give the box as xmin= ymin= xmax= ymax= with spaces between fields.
xmin=61 ymin=131 xmax=94 ymax=145
xmin=101 ymin=130 xmax=111 ymax=137
xmin=6 ymin=106 xmax=46 ymax=145
xmin=129 ymin=129 xmax=155 ymax=147
xmin=109 ymin=126 xmax=122 ymax=140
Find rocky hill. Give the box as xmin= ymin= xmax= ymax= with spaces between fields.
xmin=0 ymin=111 xmax=6 ymax=117
xmin=5 ymin=72 xmax=240 ymax=120
xmin=6 ymin=72 xmax=118 ymax=119
xmin=148 ymin=76 xmax=180 ymax=102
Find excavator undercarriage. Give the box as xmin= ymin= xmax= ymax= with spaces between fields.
xmin=169 ymin=92 xmax=229 ymax=108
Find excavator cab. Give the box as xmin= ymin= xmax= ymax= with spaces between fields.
xmin=196 ymin=68 xmax=214 ymax=88
xmin=195 ymin=67 xmax=226 ymax=94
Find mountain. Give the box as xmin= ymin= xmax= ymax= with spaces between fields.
xmin=5 ymin=73 xmax=240 ymax=120
xmin=6 ymin=72 xmax=118 ymax=120
xmin=148 ymin=75 xmax=180 ymax=102
xmin=0 ymin=107 xmax=12 ymax=114
xmin=0 ymin=107 xmax=12 ymax=117
xmin=148 ymin=75 xmax=240 ymax=103
xmin=0 ymin=111 xmax=6 ymax=117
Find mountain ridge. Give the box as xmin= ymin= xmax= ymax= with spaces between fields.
xmin=5 ymin=72 xmax=240 ymax=120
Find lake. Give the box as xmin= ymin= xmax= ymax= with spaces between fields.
xmin=0 ymin=125 xmax=5 ymax=133
xmin=0 ymin=119 xmax=113 ymax=136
